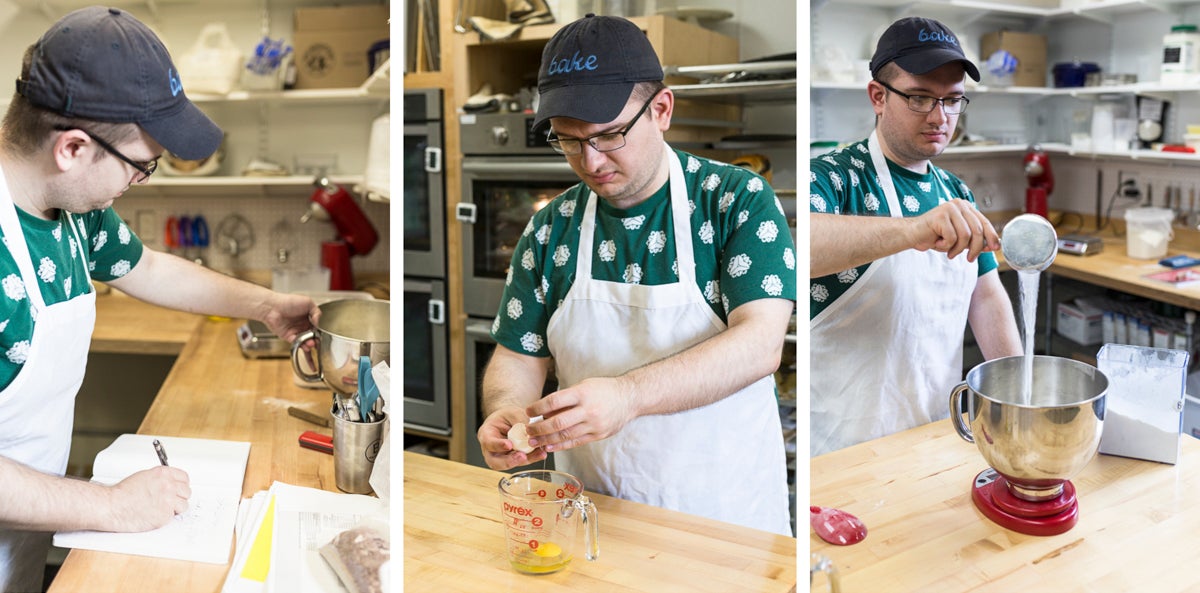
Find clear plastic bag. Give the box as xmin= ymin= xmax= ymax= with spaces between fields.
xmin=177 ymin=23 xmax=243 ymax=95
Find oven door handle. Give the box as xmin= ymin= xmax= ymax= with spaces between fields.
xmin=428 ymin=299 xmax=445 ymax=325
xmin=424 ymin=146 xmax=442 ymax=173
xmin=455 ymin=202 xmax=477 ymax=224
xmin=461 ymin=160 xmax=576 ymax=175
xmin=465 ymin=319 xmax=496 ymax=340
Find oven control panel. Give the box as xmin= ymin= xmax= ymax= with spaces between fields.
xmin=460 ymin=112 xmax=556 ymax=156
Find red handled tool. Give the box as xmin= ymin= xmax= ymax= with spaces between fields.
xmin=299 ymin=431 xmax=333 ymax=454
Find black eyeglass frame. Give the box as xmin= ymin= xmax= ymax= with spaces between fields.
xmin=874 ymin=79 xmax=970 ymax=115
xmin=545 ymin=91 xmax=661 ymax=156
xmin=54 ymin=126 xmax=158 ymax=182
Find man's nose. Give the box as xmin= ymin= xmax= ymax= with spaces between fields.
xmin=580 ymin=141 xmax=607 ymax=167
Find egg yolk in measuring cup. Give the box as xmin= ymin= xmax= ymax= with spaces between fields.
xmin=511 ymin=541 xmax=570 ymax=574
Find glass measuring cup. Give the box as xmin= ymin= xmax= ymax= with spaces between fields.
xmin=497 ymin=470 xmax=599 ymax=575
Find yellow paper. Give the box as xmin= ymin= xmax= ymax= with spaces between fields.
xmin=240 ymin=496 xmax=276 ymax=582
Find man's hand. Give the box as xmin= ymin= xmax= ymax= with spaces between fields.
xmin=523 ymin=377 xmax=637 ymax=453
xmin=911 ymin=198 xmax=999 ymax=262
xmin=478 ymin=407 xmax=549 ymax=470
xmin=103 ymin=466 xmax=191 ymax=532
xmin=263 ymin=293 xmax=320 ymax=344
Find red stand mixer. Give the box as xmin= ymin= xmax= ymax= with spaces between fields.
xmin=1023 ymin=145 xmax=1054 ymax=217
xmin=301 ymin=178 xmax=379 ymax=290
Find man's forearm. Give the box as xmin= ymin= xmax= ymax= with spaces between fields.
xmin=482 ymin=346 xmax=552 ymax=417
xmin=108 ymin=249 xmax=277 ymax=321
xmin=811 ymin=212 xmax=915 ymax=277
xmin=0 ymin=456 xmax=112 ymax=532
xmin=619 ymin=298 xmax=794 ymax=418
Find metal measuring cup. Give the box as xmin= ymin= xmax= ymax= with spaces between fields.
xmin=1001 ymin=213 xmax=1058 ymax=272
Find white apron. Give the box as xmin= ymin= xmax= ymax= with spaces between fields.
xmin=809 ymin=131 xmax=976 ymax=457
xmin=547 ymin=145 xmax=791 ymax=536
xmin=0 ymin=166 xmax=95 ymax=593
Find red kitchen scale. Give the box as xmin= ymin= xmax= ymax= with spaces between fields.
xmin=970 ymin=468 xmax=1079 ymax=536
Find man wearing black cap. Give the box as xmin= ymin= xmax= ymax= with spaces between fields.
xmin=0 ymin=8 xmax=317 ymax=588
xmin=476 ymin=15 xmax=796 ymax=536
xmin=808 ymin=17 xmax=1022 ymax=456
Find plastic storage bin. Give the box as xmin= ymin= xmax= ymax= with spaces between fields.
xmin=1125 ymin=207 xmax=1174 ymax=259
xmin=1096 ymin=343 xmax=1189 ymax=464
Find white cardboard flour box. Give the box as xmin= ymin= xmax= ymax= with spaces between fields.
xmin=1056 ymin=299 xmax=1104 ymax=345
xmin=292 ymin=5 xmax=389 ymax=89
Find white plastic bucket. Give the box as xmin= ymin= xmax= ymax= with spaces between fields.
xmin=1125 ymin=207 xmax=1175 ymax=259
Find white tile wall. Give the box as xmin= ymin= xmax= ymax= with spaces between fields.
xmin=114 ymin=191 xmax=391 ymax=281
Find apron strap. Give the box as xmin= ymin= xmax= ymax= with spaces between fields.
xmin=0 ymin=165 xmax=46 ymax=310
xmin=664 ymin=145 xmax=697 ymax=286
xmin=868 ymin=130 xmax=904 ymax=218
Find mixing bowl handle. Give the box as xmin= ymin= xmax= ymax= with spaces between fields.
xmin=291 ymin=330 xmax=322 ymax=382
xmin=949 ymin=382 xmax=974 ymax=443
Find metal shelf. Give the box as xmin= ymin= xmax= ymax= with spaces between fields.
xmin=127 ymin=174 xmax=365 ymax=198
xmin=671 ymin=80 xmax=797 ymax=101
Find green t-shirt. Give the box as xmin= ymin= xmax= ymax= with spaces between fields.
xmin=0 ymin=206 xmax=143 ymax=387
xmin=492 ymin=148 xmax=797 ymax=356
xmin=808 ymin=139 xmax=997 ymax=319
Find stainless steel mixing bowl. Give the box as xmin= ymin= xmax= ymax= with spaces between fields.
xmin=950 ymin=355 xmax=1107 ymax=501
xmin=291 ymin=299 xmax=390 ymax=396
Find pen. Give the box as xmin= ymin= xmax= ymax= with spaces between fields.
xmin=153 ymin=439 xmax=169 ymax=467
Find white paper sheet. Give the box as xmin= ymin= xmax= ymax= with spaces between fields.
xmin=53 ymin=434 xmax=250 ymax=564
xmin=265 ymin=482 xmax=386 ymax=593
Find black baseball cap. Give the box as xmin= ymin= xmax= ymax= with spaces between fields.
xmin=869 ymin=17 xmax=980 ymax=82
xmin=16 ymin=6 xmax=223 ymax=160
xmin=533 ymin=14 xmax=664 ymax=130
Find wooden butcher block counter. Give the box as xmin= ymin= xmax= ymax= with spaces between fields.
xmin=404 ymin=452 xmax=798 ymax=593
xmin=811 ymin=419 xmax=1200 ymax=592
xmin=49 ymin=291 xmax=340 ymax=593
xmin=1048 ymin=235 xmax=1200 ymax=311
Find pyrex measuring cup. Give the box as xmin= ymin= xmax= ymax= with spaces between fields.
xmin=498 ymin=470 xmax=598 ymax=575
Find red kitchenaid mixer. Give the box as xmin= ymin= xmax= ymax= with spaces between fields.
xmin=302 ymin=178 xmax=379 ymax=290
xmin=1023 ymin=145 xmax=1054 ymax=217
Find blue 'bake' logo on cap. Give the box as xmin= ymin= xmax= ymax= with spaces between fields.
xmin=168 ymin=68 xmax=183 ymax=96
xmin=918 ymin=28 xmax=957 ymax=46
xmin=546 ymin=51 xmax=599 ymax=76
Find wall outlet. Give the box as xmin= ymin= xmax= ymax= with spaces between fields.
xmin=1118 ymin=171 xmax=1142 ymax=200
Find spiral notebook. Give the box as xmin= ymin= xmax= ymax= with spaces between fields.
xmin=53 ymin=434 xmax=251 ymax=564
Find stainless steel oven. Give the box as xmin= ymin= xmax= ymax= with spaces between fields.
xmin=464 ymin=318 xmax=556 ymax=469
xmin=403 ymin=277 xmax=449 ymax=433
xmin=403 ymin=88 xmax=445 ymax=279
xmin=456 ymin=112 xmax=580 ymax=318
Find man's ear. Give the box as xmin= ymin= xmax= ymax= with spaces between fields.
xmin=51 ymin=128 xmax=90 ymax=173
xmin=653 ymin=88 xmax=675 ymax=132
xmin=867 ymin=80 xmax=887 ymax=116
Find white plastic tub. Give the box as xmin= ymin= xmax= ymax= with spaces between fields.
xmin=1125 ymin=207 xmax=1174 ymax=259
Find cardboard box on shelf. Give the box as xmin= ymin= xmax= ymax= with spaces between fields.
xmin=980 ymin=30 xmax=1047 ymax=87
xmin=1056 ymin=299 xmax=1104 ymax=345
xmin=292 ymin=4 xmax=389 ymax=90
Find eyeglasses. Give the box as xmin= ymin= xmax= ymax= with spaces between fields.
xmin=55 ymin=126 xmax=158 ymax=182
xmin=875 ymin=79 xmax=970 ymax=115
xmin=546 ymin=91 xmax=659 ymax=155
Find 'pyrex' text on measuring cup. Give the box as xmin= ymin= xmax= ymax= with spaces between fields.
xmin=498 ymin=470 xmax=598 ymax=575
